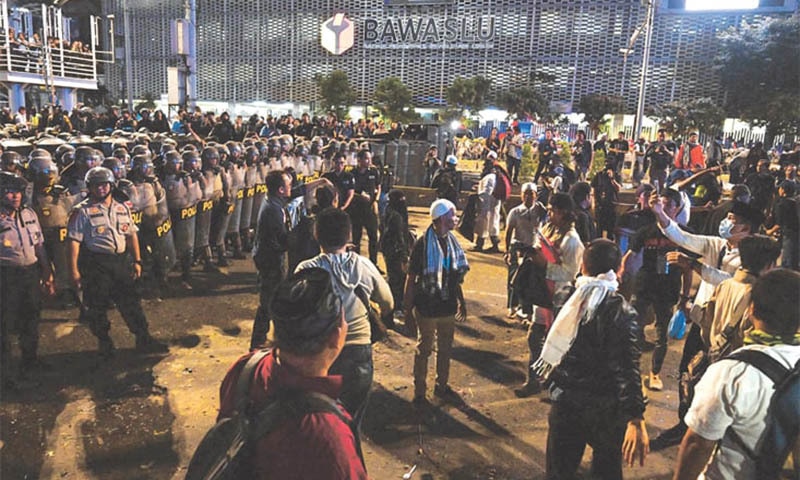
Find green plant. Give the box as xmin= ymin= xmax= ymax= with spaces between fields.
xmin=587 ymin=148 xmax=606 ymax=181
xmin=577 ymin=94 xmax=626 ymax=138
xmin=373 ymin=77 xmax=419 ymax=124
xmin=557 ymin=140 xmax=572 ymax=170
xmin=315 ymin=70 xmax=356 ymax=120
xmin=519 ymin=142 xmax=536 ymax=181
xmin=134 ymin=92 xmax=157 ymax=111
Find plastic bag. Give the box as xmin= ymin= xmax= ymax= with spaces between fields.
xmin=669 ymin=309 xmax=687 ymax=340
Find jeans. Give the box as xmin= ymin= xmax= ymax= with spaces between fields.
xmin=329 ymin=344 xmax=373 ymax=433
xmin=631 ymin=294 xmax=675 ymax=375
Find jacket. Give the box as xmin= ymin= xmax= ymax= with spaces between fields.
xmin=550 ymin=292 xmax=646 ymax=422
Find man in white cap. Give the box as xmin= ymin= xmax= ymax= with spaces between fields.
xmin=404 ymin=199 xmax=469 ymax=406
xmin=474 ymin=152 xmax=503 ymax=253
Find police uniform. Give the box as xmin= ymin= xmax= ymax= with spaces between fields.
xmin=350 ymin=166 xmax=381 ymax=264
xmin=165 ymin=172 xmax=201 ymax=281
xmin=67 ymin=196 xmax=155 ymax=353
xmin=250 ymin=161 xmax=268 ymax=234
xmin=1 ymin=204 xmax=47 ymax=376
xmin=196 ymin=167 xmax=222 ymax=267
xmin=225 ymin=162 xmax=246 ymax=258
xmin=209 ymin=166 xmax=233 ymax=265
xmin=122 ymin=177 xmax=176 ymax=288
xmin=30 ymin=185 xmax=78 ymax=301
xmin=240 ymin=163 xmax=258 ymax=251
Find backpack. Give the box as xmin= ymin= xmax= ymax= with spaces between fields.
xmin=185 ymin=350 xmax=349 ymax=480
xmin=492 ymin=167 xmax=511 ymax=202
xmin=722 ymin=349 xmax=800 ymax=480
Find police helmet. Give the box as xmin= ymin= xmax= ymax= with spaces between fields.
xmin=132 ymin=144 xmax=151 ymax=157
xmin=85 ymin=166 xmax=115 ymax=186
xmin=225 ymin=141 xmax=242 ymax=159
xmin=267 ymin=138 xmax=280 ymax=157
xmin=182 ymin=151 xmax=200 ymax=170
xmin=0 ymin=171 xmax=27 ymax=193
xmin=201 ymin=147 xmax=220 ymax=169
xmin=348 ymin=140 xmax=358 ymax=152
xmin=102 ymin=158 xmax=127 ymax=180
xmin=74 ymin=146 xmax=101 ymax=170
xmin=26 ymin=156 xmax=59 ymax=186
xmin=182 ymin=144 xmax=198 ymax=154
xmin=1 ymin=151 xmax=23 ymax=170
xmin=244 ymin=146 xmax=259 ymax=166
xmin=29 ymin=148 xmax=53 ymax=164
xmin=165 ymin=151 xmax=183 ymax=170
xmin=130 ymin=154 xmax=154 ymax=177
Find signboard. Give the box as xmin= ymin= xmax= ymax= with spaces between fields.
xmin=321 ymin=13 xmax=355 ymax=55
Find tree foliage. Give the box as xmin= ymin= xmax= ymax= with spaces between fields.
xmin=134 ymin=92 xmax=157 ymax=112
xmin=373 ymin=77 xmax=419 ymax=124
xmin=646 ymin=97 xmax=725 ymax=137
xmin=446 ymin=75 xmax=492 ymax=114
xmin=498 ymin=86 xmax=549 ymax=122
xmin=576 ymin=94 xmax=626 ymax=137
xmin=714 ymin=16 xmax=800 ymax=141
xmin=315 ymin=70 xmax=356 ymax=120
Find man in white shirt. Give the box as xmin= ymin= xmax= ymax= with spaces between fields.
xmin=674 ymin=268 xmax=800 ymax=480
xmin=473 ymin=154 xmax=502 ymax=253
xmin=504 ymin=183 xmax=545 ymax=319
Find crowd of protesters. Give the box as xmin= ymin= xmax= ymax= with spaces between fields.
xmin=1 ymin=104 xmax=798 ymax=479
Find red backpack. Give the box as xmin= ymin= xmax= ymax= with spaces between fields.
xmin=492 ymin=167 xmax=511 ymax=201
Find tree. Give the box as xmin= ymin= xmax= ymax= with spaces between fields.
xmin=577 ymin=94 xmax=626 ymax=138
xmin=315 ymin=70 xmax=356 ymax=120
xmin=498 ymin=86 xmax=549 ymax=121
xmin=445 ymin=75 xmax=492 ymax=120
xmin=373 ymin=77 xmax=419 ymax=124
xmin=715 ymin=16 xmax=800 ymax=145
xmin=647 ymin=97 xmax=725 ymax=138
xmin=134 ymin=92 xmax=157 ymax=112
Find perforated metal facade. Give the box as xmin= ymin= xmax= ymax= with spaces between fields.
xmin=104 ymin=0 xmax=796 ymax=112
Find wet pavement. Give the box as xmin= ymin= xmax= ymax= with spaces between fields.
xmin=1 ymin=207 xmax=684 ymax=479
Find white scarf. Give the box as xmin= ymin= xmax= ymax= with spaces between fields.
xmin=532 ymin=270 xmax=619 ymax=380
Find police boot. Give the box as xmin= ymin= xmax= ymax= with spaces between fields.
xmin=471 ymin=238 xmax=485 ymax=252
xmin=230 ymin=233 xmax=247 ymax=260
xmin=98 ymin=336 xmax=115 ymax=359
xmin=240 ymin=228 xmax=253 ymax=252
xmin=485 ymin=236 xmax=501 ymax=254
xmin=201 ymin=246 xmax=220 ymax=273
xmin=216 ymin=245 xmax=230 ymax=267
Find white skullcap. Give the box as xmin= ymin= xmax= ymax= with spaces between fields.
xmin=430 ymin=198 xmax=456 ymax=220
xmin=522 ymin=182 xmax=536 ymax=193
xmin=487 ymin=151 xmax=498 ymax=160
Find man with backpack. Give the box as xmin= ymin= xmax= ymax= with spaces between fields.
xmin=674 ymin=268 xmax=800 ymax=480
xmin=212 ymin=268 xmax=368 ymax=480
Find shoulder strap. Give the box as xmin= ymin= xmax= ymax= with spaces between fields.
xmin=726 ymin=349 xmax=790 ymax=386
xmin=233 ymin=349 xmax=272 ymax=414
xmin=716 ymin=245 xmax=727 ymax=270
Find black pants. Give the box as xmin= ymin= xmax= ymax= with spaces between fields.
xmin=384 ymin=254 xmax=405 ymax=313
xmin=1 ymin=264 xmax=42 ymax=372
xmin=79 ymin=249 xmax=148 ymax=341
xmin=348 ymin=202 xmax=379 ymax=264
xmin=678 ymin=323 xmax=706 ymax=420
xmin=631 ymin=294 xmax=675 ymax=375
xmin=546 ymin=397 xmax=627 ymax=480
xmin=250 ymin=260 xmax=288 ymax=349
xmin=596 ymin=205 xmax=617 ymax=241
xmin=506 ymin=156 xmax=521 ymax=183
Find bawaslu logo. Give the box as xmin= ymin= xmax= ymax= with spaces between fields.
xmin=321 ymin=13 xmax=354 ymax=55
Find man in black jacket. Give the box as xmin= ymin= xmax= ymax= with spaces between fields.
xmin=534 ymin=239 xmax=649 ymax=479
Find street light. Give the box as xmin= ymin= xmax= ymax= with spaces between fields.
xmin=634 ymin=0 xmax=656 ymax=140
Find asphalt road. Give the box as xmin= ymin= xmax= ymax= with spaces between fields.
xmin=1 ymin=207 xmax=685 ymax=480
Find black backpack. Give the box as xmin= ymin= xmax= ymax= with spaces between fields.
xmin=185 ymin=350 xmax=349 ymax=480
xmin=723 ymin=349 xmax=800 ymax=480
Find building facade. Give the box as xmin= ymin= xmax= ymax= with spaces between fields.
xmin=104 ymin=0 xmax=797 ymax=113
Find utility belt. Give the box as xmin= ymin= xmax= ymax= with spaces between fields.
xmin=80 ymin=246 xmax=127 ymax=264
xmin=0 ymin=262 xmax=38 ymax=274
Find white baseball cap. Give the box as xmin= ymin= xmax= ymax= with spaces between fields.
xmin=487 ymin=151 xmax=498 ymax=160
xmin=430 ymin=198 xmax=456 ymax=220
xmin=522 ymin=182 xmax=536 ymax=193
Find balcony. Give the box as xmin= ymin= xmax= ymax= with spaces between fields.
xmin=0 ymin=33 xmax=98 ymax=91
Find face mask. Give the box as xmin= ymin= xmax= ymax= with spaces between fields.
xmin=718 ymin=218 xmax=735 ymax=239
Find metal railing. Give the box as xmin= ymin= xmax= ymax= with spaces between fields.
xmin=0 ymin=33 xmax=96 ymax=80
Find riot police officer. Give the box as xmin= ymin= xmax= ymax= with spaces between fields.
xmin=125 ymin=154 xmax=176 ymax=294
xmin=66 ymin=167 xmax=166 ymax=357
xmin=163 ymin=151 xmax=202 ymax=287
xmin=209 ymin=146 xmax=233 ymax=267
xmin=240 ymin=146 xmax=259 ymax=252
xmin=224 ymin=142 xmax=246 ymax=259
xmin=26 ymin=154 xmax=79 ymax=306
xmin=62 ymin=146 xmax=102 ymax=196
xmin=1 ymin=171 xmax=54 ymax=386
xmin=196 ymin=147 xmax=223 ymax=271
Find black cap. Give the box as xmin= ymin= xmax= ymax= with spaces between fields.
xmin=269 ymin=268 xmax=342 ymax=349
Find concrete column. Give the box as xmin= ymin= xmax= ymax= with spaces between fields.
xmin=58 ymin=87 xmax=77 ymax=111
xmin=9 ymin=83 xmax=26 ymax=112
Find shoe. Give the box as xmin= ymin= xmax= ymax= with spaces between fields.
xmin=470 ymin=245 xmax=484 ymax=253
xmin=650 ymin=423 xmax=687 ymax=451
xmin=99 ymin=338 xmax=115 ymax=358
xmin=648 ymin=372 xmax=663 ymax=391
xmin=412 ymin=395 xmax=429 ymax=408
xmin=514 ymin=382 xmax=542 ymax=398
xmin=484 ymin=245 xmax=500 ymax=254
xmin=507 ymin=308 xmax=517 ymax=318
xmin=434 ymin=384 xmax=459 ymax=400
xmin=217 ymin=256 xmax=230 ymax=267
xmin=135 ymin=335 xmax=169 ymax=354
xmin=180 ymin=280 xmax=193 ymax=290
xmin=203 ymin=262 xmax=221 ymax=273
